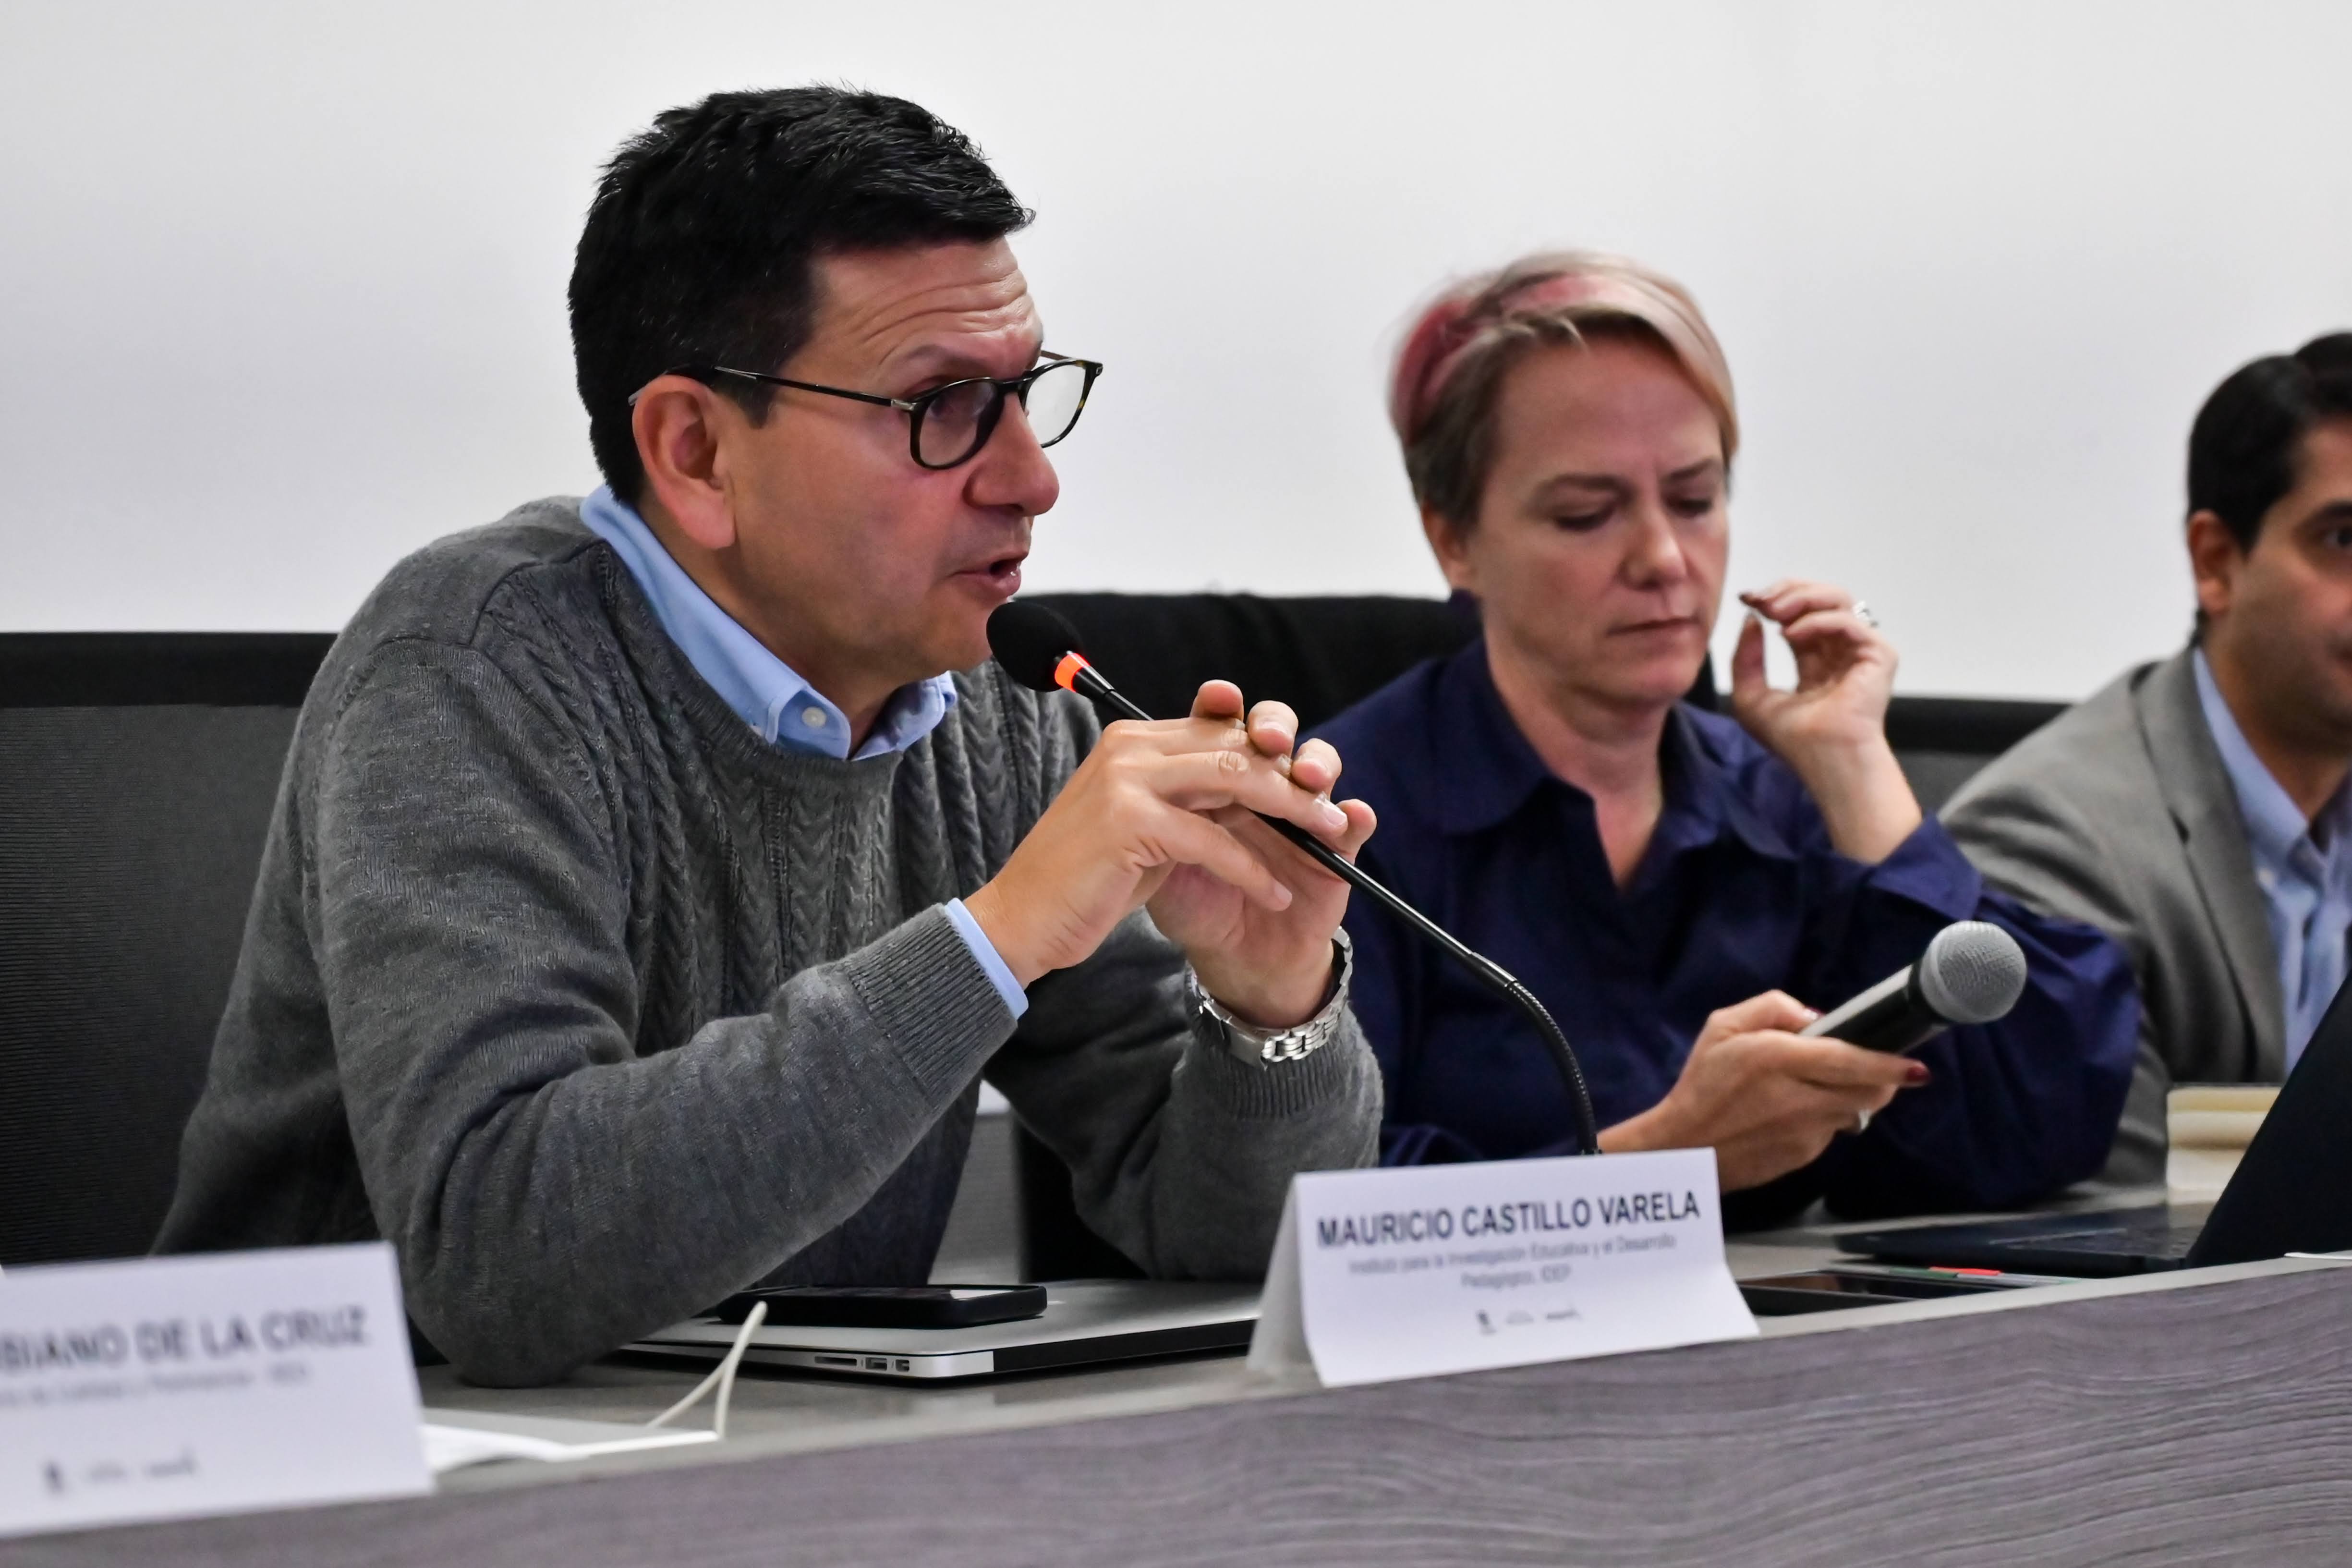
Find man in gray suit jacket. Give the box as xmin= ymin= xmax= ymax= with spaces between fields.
xmin=1946 ymin=334 xmax=2352 ymax=1183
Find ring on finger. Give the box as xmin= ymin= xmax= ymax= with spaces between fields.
xmin=1851 ymin=1106 xmax=1872 ymax=1136
xmin=1852 ymin=601 xmax=1879 ymax=629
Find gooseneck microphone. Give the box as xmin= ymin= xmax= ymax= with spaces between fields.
xmin=988 ymin=600 xmax=1600 ymax=1156
xmin=1798 ymin=921 xmax=2029 ymax=1056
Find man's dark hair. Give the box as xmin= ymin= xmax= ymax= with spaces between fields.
xmin=569 ymin=86 xmax=1033 ymax=501
xmin=2188 ymin=332 xmax=2352 ymax=550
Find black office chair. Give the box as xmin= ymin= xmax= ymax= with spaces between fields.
xmin=1885 ymin=695 xmax=2066 ymax=812
xmin=0 ymin=633 xmax=331 ymax=1265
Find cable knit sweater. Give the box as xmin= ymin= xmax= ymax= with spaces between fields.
xmin=155 ymin=499 xmax=1380 ymax=1385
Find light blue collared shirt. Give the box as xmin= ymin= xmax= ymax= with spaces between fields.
xmin=582 ymin=486 xmax=1025 ymax=1019
xmin=2194 ymin=649 xmax=2352 ymax=1068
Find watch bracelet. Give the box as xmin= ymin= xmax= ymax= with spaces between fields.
xmin=1189 ymin=929 xmax=1354 ymax=1066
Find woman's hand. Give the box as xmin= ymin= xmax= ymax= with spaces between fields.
xmin=1728 ymin=579 xmax=1922 ymax=863
xmin=964 ymin=681 xmax=1374 ymax=1029
xmin=1598 ymin=991 xmax=1927 ymax=1191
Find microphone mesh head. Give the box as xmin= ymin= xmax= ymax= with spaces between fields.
xmin=1917 ymin=921 xmax=2029 ymax=1025
xmin=988 ymin=601 xmax=1087 ymax=693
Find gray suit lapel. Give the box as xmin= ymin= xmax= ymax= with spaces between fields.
xmin=2137 ymin=647 xmax=2286 ymax=1075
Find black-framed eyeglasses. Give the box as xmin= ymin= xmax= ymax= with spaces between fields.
xmin=630 ymin=351 xmax=1103 ymax=470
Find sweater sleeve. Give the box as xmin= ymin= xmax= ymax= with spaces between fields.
xmin=312 ymin=643 xmax=1016 ymax=1385
xmin=1789 ymin=817 xmax=2140 ymax=1216
xmin=979 ymin=693 xmax=1383 ymax=1280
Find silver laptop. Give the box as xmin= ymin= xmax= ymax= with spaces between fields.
xmin=628 ymin=1280 xmax=1259 ymax=1382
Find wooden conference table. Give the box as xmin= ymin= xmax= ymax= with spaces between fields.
xmin=18 ymin=1200 xmax=2352 ymax=1568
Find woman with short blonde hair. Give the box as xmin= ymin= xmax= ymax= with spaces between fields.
xmin=1313 ymin=251 xmax=2137 ymax=1218
xmin=1392 ymin=250 xmax=1739 ymax=523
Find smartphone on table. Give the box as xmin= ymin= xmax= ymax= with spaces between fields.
xmin=711 ymin=1284 xmax=1048 ymax=1329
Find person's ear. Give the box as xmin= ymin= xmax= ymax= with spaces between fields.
xmin=2186 ymin=510 xmax=2246 ymax=624
xmin=631 ymin=378 xmax=741 ymax=552
xmin=1420 ymin=508 xmax=1479 ymax=595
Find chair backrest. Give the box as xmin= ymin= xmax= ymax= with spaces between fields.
xmin=1030 ymin=592 xmax=1480 ymax=730
xmin=1886 ymin=695 xmax=2067 ymax=813
xmin=0 ymin=633 xmax=331 ymax=1265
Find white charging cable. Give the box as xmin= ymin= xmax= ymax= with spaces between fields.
xmin=645 ymin=1300 xmax=767 ymax=1441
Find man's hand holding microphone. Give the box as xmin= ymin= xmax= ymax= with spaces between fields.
xmin=963 ymin=681 xmax=1375 ymax=1029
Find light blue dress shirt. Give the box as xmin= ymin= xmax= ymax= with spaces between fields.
xmin=2194 ymin=649 xmax=2352 ymax=1068
xmin=581 ymin=486 xmax=1026 ymax=1019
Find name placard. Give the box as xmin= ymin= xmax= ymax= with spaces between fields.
xmin=0 ymin=1244 xmax=430 ymax=1540
xmin=1249 ymin=1149 xmax=1756 ymax=1387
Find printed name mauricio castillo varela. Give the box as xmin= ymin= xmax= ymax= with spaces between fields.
xmin=1316 ymin=1188 xmax=1706 ymax=1250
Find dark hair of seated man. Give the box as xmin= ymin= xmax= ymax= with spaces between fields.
xmin=569 ymin=87 xmax=1034 ymax=504
xmin=2190 ymin=334 xmax=2352 ymax=555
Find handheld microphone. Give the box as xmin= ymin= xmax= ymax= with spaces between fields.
xmin=1798 ymin=921 xmax=2029 ymax=1056
xmin=988 ymin=600 xmax=1600 ymax=1156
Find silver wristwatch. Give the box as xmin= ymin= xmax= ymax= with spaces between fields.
xmin=1188 ymin=928 xmax=1354 ymax=1066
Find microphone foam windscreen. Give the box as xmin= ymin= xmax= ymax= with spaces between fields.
xmin=1916 ymin=921 xmax=2030 ymax=1024
xmin=987 ymin=601 xmax=1088 ymax=692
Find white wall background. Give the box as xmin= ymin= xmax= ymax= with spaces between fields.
xmin=3 ymin=1 xmax=2348 ymax=697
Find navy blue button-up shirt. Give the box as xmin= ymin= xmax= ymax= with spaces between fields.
xmin=1312 ymin=642 xmax=2138 ymax=1221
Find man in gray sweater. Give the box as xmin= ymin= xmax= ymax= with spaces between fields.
xmin=155 ymin=87 xmax=1382 ymax=1385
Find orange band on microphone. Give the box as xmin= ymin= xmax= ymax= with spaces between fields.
xmin=1053 ymin=651 xmax=1091 ymax=693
